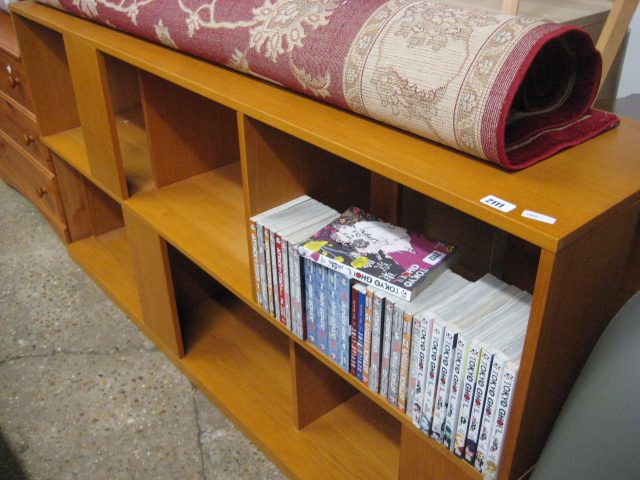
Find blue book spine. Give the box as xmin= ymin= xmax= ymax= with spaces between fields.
xmin=356 ymin=286 xmax=366 ymax=381
xmin=304 ymin=259 xmax=317 ymax=346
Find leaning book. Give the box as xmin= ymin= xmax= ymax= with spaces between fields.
xmin=297 ymin=207 xmax=459 ymax=301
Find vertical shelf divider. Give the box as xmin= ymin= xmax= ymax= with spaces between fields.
xmin=139 ymin=70 xmax=239 ymax=188
xmin=290 ymin=340 xmax=359 ymax=430
xmin=64 ymin=35 xmax=128 ymax=199
xmin=124 ymin=208 xmax=184 ymax=358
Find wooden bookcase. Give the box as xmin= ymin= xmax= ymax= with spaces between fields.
xmin=9 ymin=2 xmax=640 ymax=479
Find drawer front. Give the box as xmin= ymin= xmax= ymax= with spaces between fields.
xmin=0 ymin=49 xmax=33 ymax=111
xmin=0 ymin=133 xmax=63 ymax=220
xmin=0 ymin=91 xmax=49 ymax=168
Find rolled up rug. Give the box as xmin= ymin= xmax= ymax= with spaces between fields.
xmin=37 ymin=0 xmax=619 ymax=169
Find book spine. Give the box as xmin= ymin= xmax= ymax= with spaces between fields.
xmin=349 ymin=284 xmax=359 ymax=376
xmin=263 ymin=225 xmax=275 ymax=315
xmin=431 ymin=327 xmax=457 ymax=442
xmin=300 ymin=248 xmax=415 ymax=300
xmin=269 ymin=228 xmax=280 ymax=320
xmin=315 ymin=263 xmax=328 ymax=353
xmin=304 ymin=259 xmax=317 ymax=346
xmin=355 ymin=287 xmax=366 ymax=381
xmin=327 ymin=268 xmax=339 ymax=364
xmin=475 ymin=356 xmax=505 ymax=475
xmin=465 ymin=347 xmax=494 ymax=465
xmin=281 ymin=238 xmax=292 ymax=329
xmin=454 ymin=341 xmax=481 ymax=458
xmin=337 ymin=274 xmax=352 ymax=372
xmin=275 ymin=234 xmax=287 ymax=325
xmin=483 ymin=363 xmax=519 ymax=479
xmin=442 ymin=333 xmax=469 ymax=451
xmin=249 ymin=219 xmax=262 ymax=307
xmin=289 ymin=242 xmax=303 ymax=339
xmin=361 ymin=288 xmax=374 ymax=386
xmin=410 ymin=315 xmax=431 ymax=426
xmin=387 ymin=306 xmax=405 ymax=406
xmin=406 ymin=313 xmax=424 ymax=418
xmin=379 ymin=299 xmax=395 ymax=399
xmin=396 ymin=310 xmax=414 ymax=413
xmin=368 ymin=291 xmax=385 ymax=393
xmin=257 ymin=222 xmax=269 ymax=312
xmin=419 ymin=316 xmax=443 ymax=433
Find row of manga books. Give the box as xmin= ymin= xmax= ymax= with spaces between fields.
xmin=301 ymin=263 xmax=530 ymax=478
xmin=249 ymin=197 xmax=527 ymax=478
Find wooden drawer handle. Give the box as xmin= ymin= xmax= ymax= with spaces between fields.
xmin=36 ymin=186 xmax=48 ymax=197
xmin=23 ymin=134 xmax=37 ymax=146
xmin=7 ymin=76 xmax=21 ymax=88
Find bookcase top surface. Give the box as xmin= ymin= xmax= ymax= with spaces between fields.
xmin=12 ymin=1 xmax=640 ymax=253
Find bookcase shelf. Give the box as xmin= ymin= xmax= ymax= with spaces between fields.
xmin=10 ymin=2 xmax=640 ymax=480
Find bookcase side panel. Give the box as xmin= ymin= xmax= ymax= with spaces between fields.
xmin=11 ymin=15 xmax=79 ymax=136
xmin=124 ymin=207 xmax=184 ymax=358
xmin=63 ymin=35 xmax=128 ymax=199
xmin=498 ymin=201 xmax=640 ymax=480
xmin=140 ymin=70 xmax=240 ymax=188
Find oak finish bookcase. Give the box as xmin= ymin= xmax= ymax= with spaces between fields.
xmin=9 ymin=2 xmax=640 ymax=479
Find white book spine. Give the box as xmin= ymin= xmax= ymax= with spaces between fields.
xmin=288 ymin=243 xmax=303 ymax=339
xmin=475 ymin=355 xmax=505 ymax=474
xmin=410 ymin=315 xmax=432 ymax=426
xmin=419 ymin=316 xmax=443 ymax=433
xmin=397 ymin=310 xmax=413 ymax=412
xmin=387 ymin=306 xmax=404 ymax=406
xmin=465 ymin=347 xmax=493 ymax=464
xmin=483 ymin=362 xmax=518 ymax=480
xmin=361 ymin=289 xmax=374 ymax=386
xmin=442 ymin=334 xmax=469 ymax=451
xmin=249 ymin=220 xmax=262 ymax=307
xmin=431 ymin=327 xmax=457 ymax=442
xmin=257 ymin=223 xmax=269 ymax=312
xmin=406 ymin=314 xmax=424 ymax=417
xmin=454 ymin=341 xmax=481 ymax=458
xmin=368 ymin=291 xmax=385 ymax=393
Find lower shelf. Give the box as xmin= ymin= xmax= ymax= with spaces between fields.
xmin=177 ymin=292 xmax=401 ymax=480
xmin=67 ymin=226 xmax=142 ymax=321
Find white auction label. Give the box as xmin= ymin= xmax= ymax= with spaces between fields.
xmin=480 ymin=195 xmax=516 ymax=213
xmin=522 ymin=210 xmax=556 ymax=224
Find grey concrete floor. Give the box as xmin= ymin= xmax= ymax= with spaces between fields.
xmin=0 ymin=179 xmax=287 ymax=480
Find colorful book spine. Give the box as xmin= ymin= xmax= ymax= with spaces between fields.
xmin=355 ymin=285 xmax=367 ymax=381
xmin=349 ymin=283 xmax=361 ymax=376
xmin=327 ymin=268 xmax=339 ymax=364
xmin=361 ymin=288 xmax=374 ymax=386
xmin=397 ymin=309 xmax=414 ymax=413
xmin=315 ymin=263 xmax=328 ymax=353
xmin=336 ymin=273 xmax=352 ymax=372
xmin=249 ymin=219 xmax=262 ymax=308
